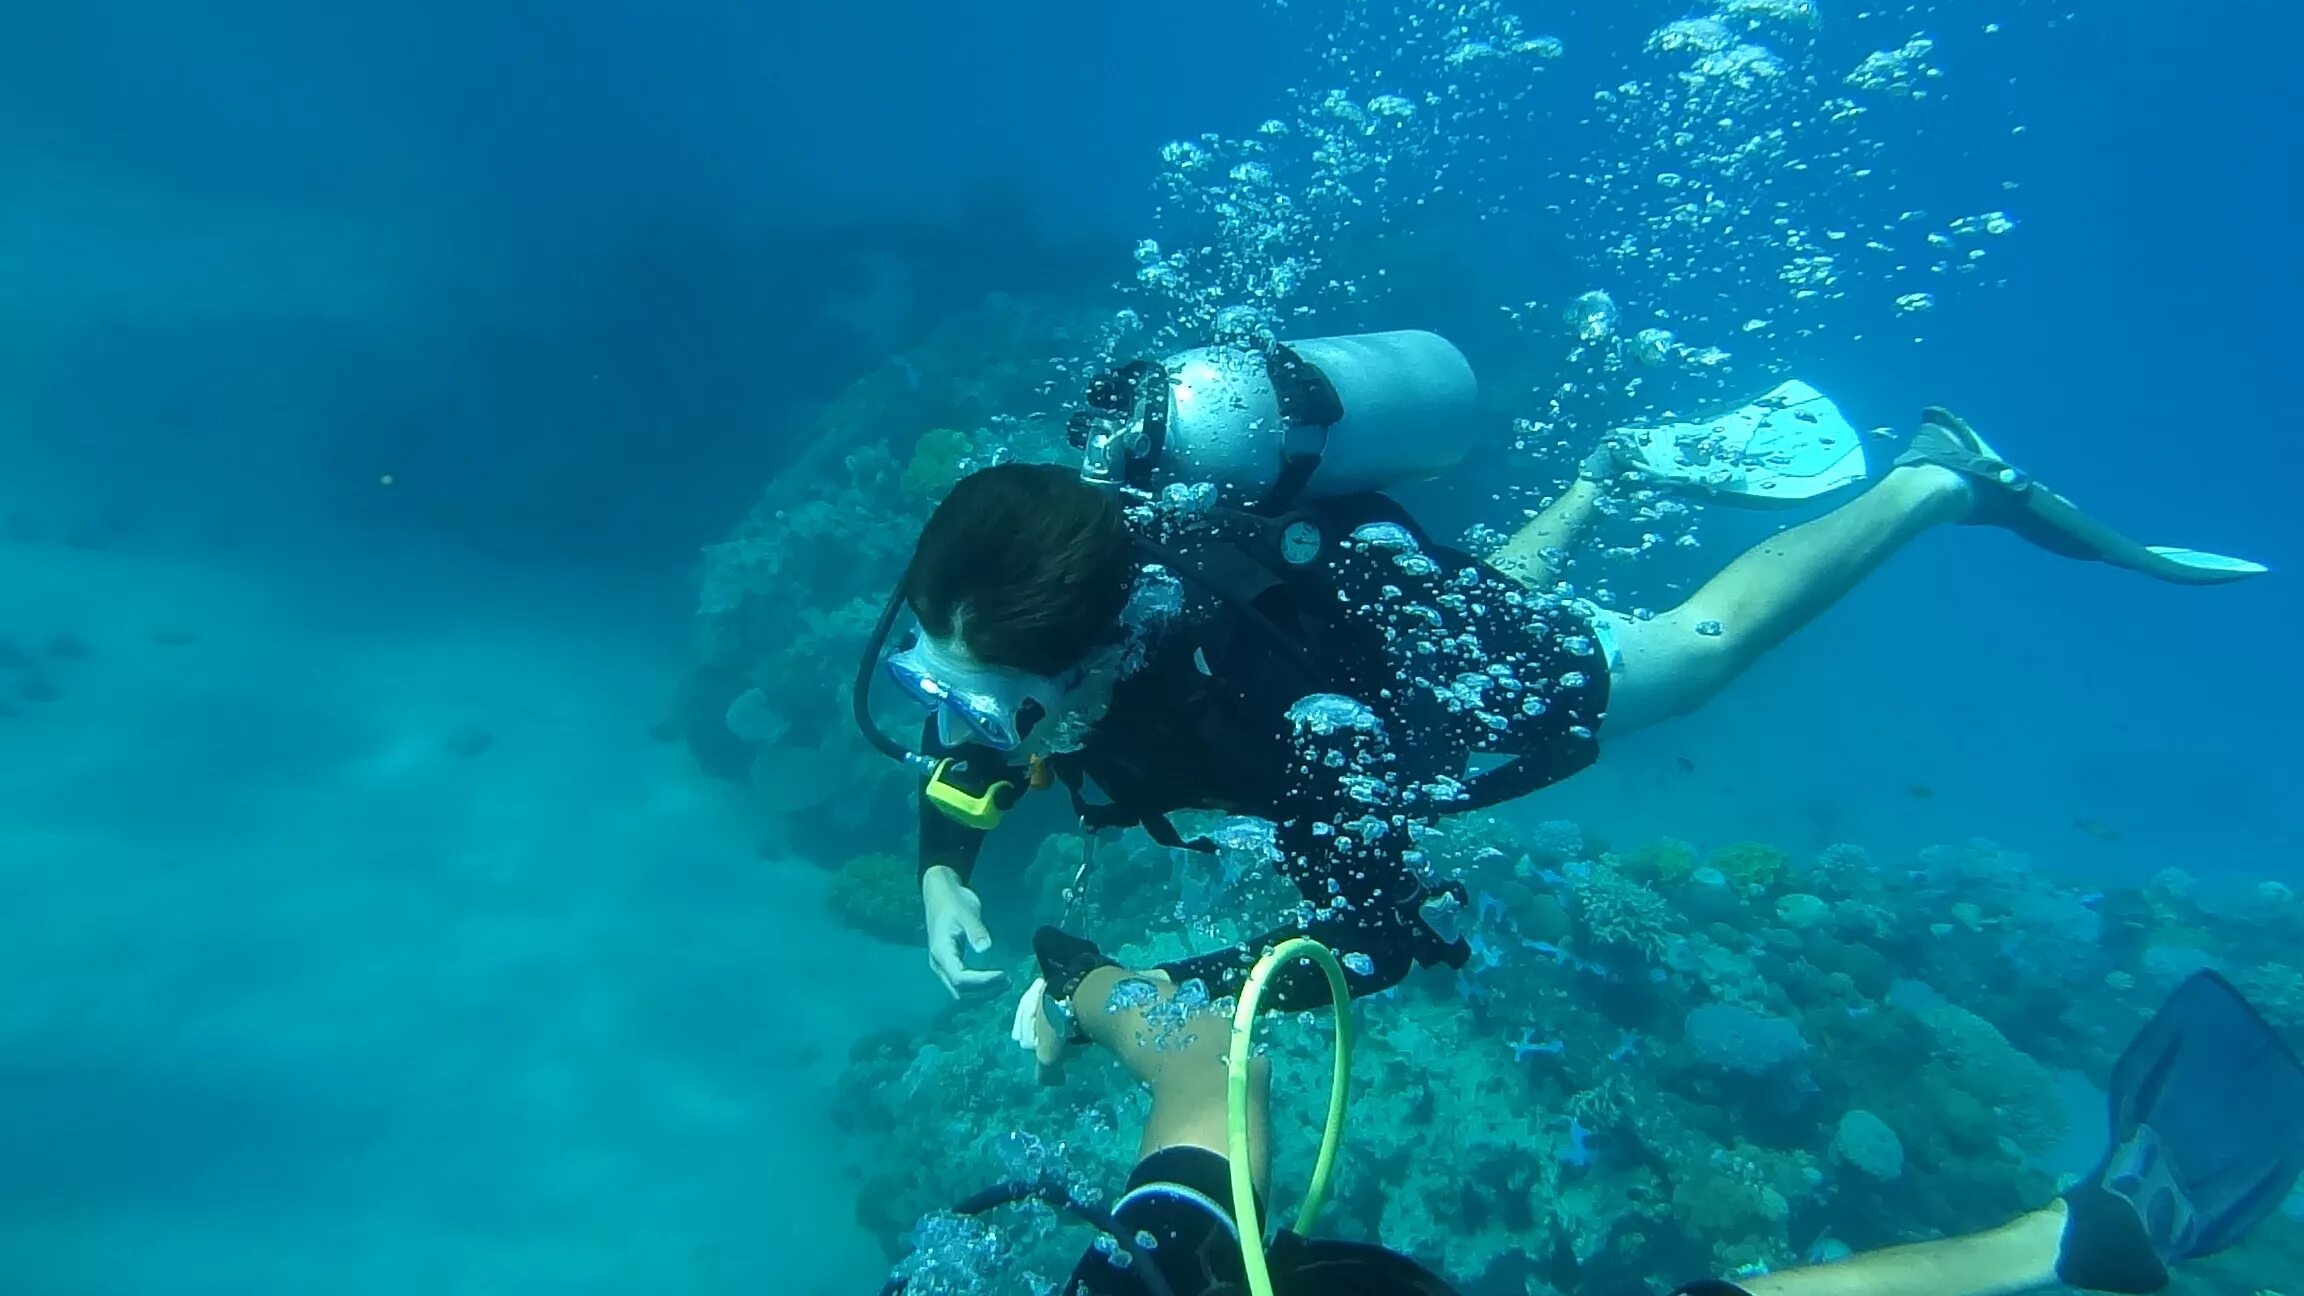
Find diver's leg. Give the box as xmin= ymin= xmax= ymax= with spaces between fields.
xmin=1056 ymin=966 xmax=1274 ymax=1296
xmin=1735 ymin=1204 xmax=2066 ymax=1296
xmin=1489 ymin=475 xmax=1608 ymax=589
xmin=1602 ymin=464 xmax=1971 ymax=734
xmin=1067 ymin=964 xmax=1272 ymax=1171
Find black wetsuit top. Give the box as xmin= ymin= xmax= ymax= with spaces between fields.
xmin=917 ymin=494 xmax=1611 ymax=1006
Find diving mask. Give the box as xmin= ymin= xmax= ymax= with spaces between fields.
xmin=884 ymin=631 xmax=1078 ymax=752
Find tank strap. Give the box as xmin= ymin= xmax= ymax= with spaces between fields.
xmin=1258 ymin=344 xmax=1345 ymax=512
xmin=1266 ymin=344 xmax=1344 ymax=425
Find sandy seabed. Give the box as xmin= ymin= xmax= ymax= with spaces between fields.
xmin=0 ymin=523 xmax=933 ymax=1296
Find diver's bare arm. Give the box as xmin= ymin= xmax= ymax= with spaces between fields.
xmin=1487 ymin=475 xmax=1607 ymax=590
xmin=1069 ymin=965 xmax=1272 ymax=1192
xmin=1736 ymin=1205 xmax=2067 ymax=1296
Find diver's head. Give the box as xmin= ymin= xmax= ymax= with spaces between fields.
xmin=893 ymin=463 xmax=1133 ymax=752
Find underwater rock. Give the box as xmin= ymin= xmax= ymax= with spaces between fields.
xmin=1669 ymin=1168 xmax=1788 ymax=1249
xmin=1907 ymin=1000 xmax=2065 ymax=1153
xmin=722 ymin=687 xmax=787 ymax=746
xmin=1802 ymin=932 xmax=1894 ymax=1001
xmin=2235 ymin=963 xmax=2304 ymax=1030
xmin=2139 ymin=942 xmax=2224 ymax=991
xmin=0 ymin=636 xmax=29 ymax=672
xmin=45 ymin=632 xmax=90 ymax=661
xmin=15 ymin=673 xmax=60 ymax=704
xmin=2 ymin=511 xmax=42 ymax=544
xmin=673 ymin=660 xmax=758 ymax=782
xmin=1684 ymin=1002 xmax=1808 ymax=1075
xmin=1774 ymin=892 xmax=1830 ymax=932
xmin=1831 ymin=1109 xmax=1905 ymax=1181
xmin=1681 ymin=866 xmax=1742 ymax=924
xmin=1521 ymin=892 xmax=1573 ymax=946
xmin=146 ymin=625 xmax=201 ymax=649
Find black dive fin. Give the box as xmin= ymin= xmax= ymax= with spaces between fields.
xmin=2058 ymin=971 xmax=2304 ymax=1293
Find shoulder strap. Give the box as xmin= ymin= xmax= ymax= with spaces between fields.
xmin=1255 ymin=344 xmax=1345 ymax=514
xmin=1054 ymin=762 xmax=1217 ymax=854
xmin=1132 ymin=532 xmax=1326 ymax=683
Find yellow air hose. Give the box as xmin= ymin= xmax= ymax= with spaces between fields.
xmin=1225 ymin=937 xmax=1354 ymax=1296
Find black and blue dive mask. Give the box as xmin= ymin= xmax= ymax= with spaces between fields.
xmin=882 ymin=629 xmax=1078 ymax=752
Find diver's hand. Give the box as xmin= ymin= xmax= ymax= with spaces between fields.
xmin=922 ymin=865 xmax=1008 ymax=999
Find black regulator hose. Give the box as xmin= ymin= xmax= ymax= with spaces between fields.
xmin=853 ymin=586 xmax=924 ymax=768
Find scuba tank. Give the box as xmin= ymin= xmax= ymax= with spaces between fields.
xmin=1069 ymin=330 xmax=1480 ymax=511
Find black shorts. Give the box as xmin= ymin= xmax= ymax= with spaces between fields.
xmin=1063 ymin=1146 xmax=1251 ymax=1296
xmin=1062 ymin=1146 xmax=1462 ymax=1296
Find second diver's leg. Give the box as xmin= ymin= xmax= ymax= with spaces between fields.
xmin=1066 ymin=963 xmax=1273 ymax=1173
xmin=1735 ymin=1204 xmax=2067 ymax=1296
xmin=1603 ymin=463 xmax=1972 ymax=735
xmin=1056 ymin=964 xmax=1274 ymax=1296
xmin=1489 ymin=476 xmax=1609 ymax=590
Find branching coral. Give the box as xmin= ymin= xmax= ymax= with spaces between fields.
xmin=1571 ymin=861 xmax=1677 ymax=958
xmin=901 ymin=426 xmax=978 ymax=500
xmin=828 ymin=811 xmax=2303 ymax=1293
xmin=1708 ymin=841 xmax=1789 ymax=890
xmin=1622 ymin=836 xmax=1699 ymax=885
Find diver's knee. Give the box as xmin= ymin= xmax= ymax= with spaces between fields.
xmin=1604 ymin=614 xmax=1738 ymax=731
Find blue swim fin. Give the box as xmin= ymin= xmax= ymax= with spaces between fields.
xmin=1899 ymin=409 xmax=2269 ymax=586
xmin=2057 ymin=972 xmax=2304 ymax=1293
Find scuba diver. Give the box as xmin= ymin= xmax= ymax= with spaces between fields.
xmin=880 ymin=953 xmax=2304 ymax=1296
xmin=852 ymin=329 xmax=2266 ymax=1006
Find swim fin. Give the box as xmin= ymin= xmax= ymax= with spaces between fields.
xmin=1898 ymin=408 xmax=2269 ymax=586
xmin=1609 ymin=379 xmax=1871 ymax=507
xmin=2056 ymin=971 xmax=2304 ymax=1294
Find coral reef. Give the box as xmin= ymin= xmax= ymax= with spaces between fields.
xmin=829 ymin=853 xmax=923 ymax=944
xmin=901 ymin=426 xmax=979 ymax=501
xmin=678 ymin=296 xmax=1092 ymax=861
xmin=677 ymin=277 xmax=2304 ymax=1296
xmin=1708 ymin=840 xmax=1790 ymax=890
xmin=832 ymin=815 xmax=2304 ymax=1292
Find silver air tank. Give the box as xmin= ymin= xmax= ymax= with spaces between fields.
xmin=1075 ymin=330 xmax=1480 ymax=503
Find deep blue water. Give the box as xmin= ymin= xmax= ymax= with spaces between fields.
xmin=1 ymin=2 xmax=2298 ymax=1293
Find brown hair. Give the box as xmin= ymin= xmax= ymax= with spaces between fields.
xmin=901 ymin=462 xmax=1134 ymax=675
